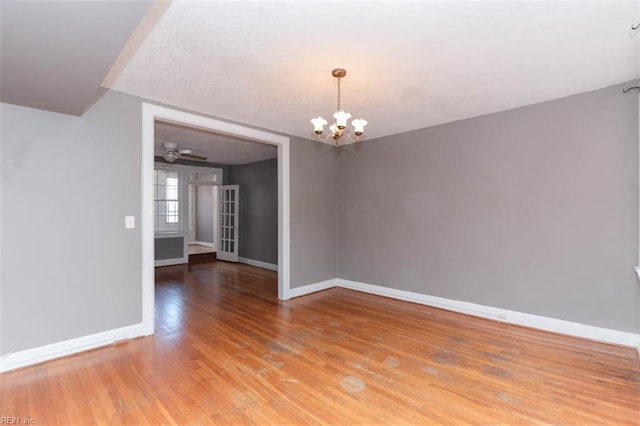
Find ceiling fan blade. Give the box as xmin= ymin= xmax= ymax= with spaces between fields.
xmin=180 ymin=153 xmax=207 ymax=161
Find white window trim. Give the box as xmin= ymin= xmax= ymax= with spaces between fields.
xmin=142 ymin=103 xmax=291 ymax=336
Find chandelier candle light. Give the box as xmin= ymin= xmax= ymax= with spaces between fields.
xmin=310 ymin=68 xmax=367 ymax=145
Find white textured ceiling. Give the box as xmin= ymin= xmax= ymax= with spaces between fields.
xmin=155 ymin=121 xmax=277 ymax=165
xmin=106 ymin=1 xmax=640 ymax=143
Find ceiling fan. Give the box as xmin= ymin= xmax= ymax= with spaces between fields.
xmin=161 ymin=142 xmax=207 ymax=163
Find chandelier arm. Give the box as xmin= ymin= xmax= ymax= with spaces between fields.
xmin=316 ymin=133 xmax=334 ymax=142
xmin=313 ymin=129 xmax=362 ymax=145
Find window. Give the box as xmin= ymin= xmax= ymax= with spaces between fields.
xmin=190 ymin=172 xmax=218 ymax=183
xmin=154 ymin=169 xmax=181 ymax=233
xmin=165 ymin=177 xmax=179 ymax=223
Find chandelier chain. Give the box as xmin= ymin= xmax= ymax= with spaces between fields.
xmin=337 ymin=77 xmax=341 ymax=111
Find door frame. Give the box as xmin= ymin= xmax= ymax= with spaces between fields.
xmin=141 ymin=103 xmax=291 ymax=335
xmin=188 ymin=166 xmax=224 ymax=251
xmin=216 ymin=184 xmax=240 ymax=262
xmin=189 ymin=183 xmax=218 ymax=252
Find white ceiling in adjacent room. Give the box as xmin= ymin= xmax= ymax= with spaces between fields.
xmin=154 ymin=121 xmax=277 ymax=165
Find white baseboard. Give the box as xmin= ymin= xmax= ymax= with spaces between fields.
xmin=190 ymin=241 xmax=214 ymax=248
xmin=238 ymin=257 xmax=278 ymax=272
xmin=0 ymin=323 xmax=149 ymax=373
xmin=288 ymin=278 xmax=338 ymax=299
xmin=155 ymin=258 xmax=187 ymax=267
xmin=338 ymin=279 xmax=640 ymax=348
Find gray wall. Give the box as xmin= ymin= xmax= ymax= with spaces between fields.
xmin=1 ymin=91 xmax=143 ymax=354
xmin=227 ymin=158 xmax=278 ymax=264
xmin=0 ymin=91 xmax=340 ymax=355
xmin=155 ymin=237 xmax=184 ymax=260
xmin=3 ymin=80 xmax=635 ymax=358
xmin=195 ymin=185 xmax=214 ymax=243
xmin=290 ymin=138 xmax=339 ymax=288
xmin=338 ymin=81 xmax=639 ymax=332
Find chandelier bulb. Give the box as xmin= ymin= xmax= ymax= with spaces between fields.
xmin=333 ymin=110 xmax=352 ymax=129
xmin=352 ymin=118 xmax=368 ymax=136
xmin=310 ymin=116 xmax=327 ymax=134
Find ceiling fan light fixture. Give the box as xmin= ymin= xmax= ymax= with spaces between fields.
xmin=162 ymin=150 xmax=179 ymax=163
xmin=310 ymin=68 xmax=367 ymax=145
xmin=160 ymin=141 xmax=207 ymax=163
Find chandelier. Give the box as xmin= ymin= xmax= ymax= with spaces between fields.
xmin=310 ymin=68 xmax=367 ymax=145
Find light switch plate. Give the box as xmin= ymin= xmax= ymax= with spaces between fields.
xmin=125 ymin=216 xmax=135 ymax=229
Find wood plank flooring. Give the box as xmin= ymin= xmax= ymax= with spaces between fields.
xmin=1 ymin=260 xmax=639 ymax=424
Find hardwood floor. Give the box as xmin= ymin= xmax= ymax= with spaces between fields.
xmin=2 ymin=261 xmax=639 ymax=424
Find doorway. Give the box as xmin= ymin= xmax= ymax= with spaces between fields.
xmin=141 ymin=103 xmax=291 ymax=336
xmin=188 ymin=184 xmax=216 ymax=257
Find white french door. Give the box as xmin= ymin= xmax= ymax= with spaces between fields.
xmin=217 ymin=185 xmax=239 ymax=262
